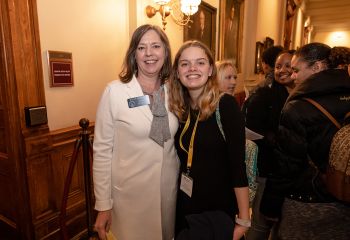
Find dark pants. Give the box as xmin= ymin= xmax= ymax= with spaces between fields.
xmin=246 ymin=177 xmax=279 ymax=240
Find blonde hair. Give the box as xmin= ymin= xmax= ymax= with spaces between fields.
xmin=216 ymin=59 xmax=237 ymax=92
xmin=168 ymin=40 xmax=223 ymax=122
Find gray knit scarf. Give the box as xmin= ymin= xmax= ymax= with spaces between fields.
xmin=149 ymin=86 xmax=171 ymax=146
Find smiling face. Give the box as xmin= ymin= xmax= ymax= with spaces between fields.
xmin=177 ymin=46 xmax=213 ymax=95
xmin=218 ymin=65 xmax=237 ymax=95
xmin=135 ymin=29 xmax=165 ymax=79
xmin=274 ymin=52 xmax=294 ymax=89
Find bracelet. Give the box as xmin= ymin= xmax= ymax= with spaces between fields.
xmin=235 ymin=216 xmax=251 ymax=228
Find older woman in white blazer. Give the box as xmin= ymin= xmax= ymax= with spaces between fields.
xmin=93 ymin=24 xmax=179 ymax=240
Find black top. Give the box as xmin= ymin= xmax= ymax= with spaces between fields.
xmin=243 ymin=81 xmax=289 ymax=177
xmin=261 ymin=69 xmax=350 ymax=217
xmin=175 ymin=94 xmax=248 ymax=233
xmin=274 ymin=69 xmax=350 ymax=178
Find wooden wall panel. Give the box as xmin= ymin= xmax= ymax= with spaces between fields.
xmin=0 ymin=171 xmax=17 ymax=230
xmin=0 ymin=152 xmax=20 ymax=239
xmin=0 ymin=109 xmax=6 ymax=153
xmin=23 ymin=124 xmax=94 ymax=239
xmin=0 ymin=0 xmax=96 ymax=238
xmin=27 ymin=154 xmax=57 ymax=221
xmin=0 ymin=0 xmax=46 ymax=237
xmin=6 ymin=0 xmax=45 ymax=128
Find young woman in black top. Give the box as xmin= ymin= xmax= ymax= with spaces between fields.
xmin=169 ymin=40 xmax=250 ymax=240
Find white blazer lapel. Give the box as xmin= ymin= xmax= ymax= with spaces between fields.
xmin=164 ymin=83 xmax=170 ymax=112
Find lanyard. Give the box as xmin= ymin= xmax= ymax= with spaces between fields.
xmin=179 ymin=110 xmax=200 ymax=173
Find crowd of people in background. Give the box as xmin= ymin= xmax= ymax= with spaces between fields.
xmin=260 ymin=43 xmax=350 ymax=240
xmin=243 ymin=46 xmax=295 ymax=240
xmin=92 ymin=24 xmax=350 ymax=240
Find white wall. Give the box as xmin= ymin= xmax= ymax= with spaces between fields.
xmin=292 ymin=7 xmax=305 ymax=50
xmin=256 ymin=0 xmax=283 ymax=44
xmin=313 ymin=31 xmax=350 ymax=47
xmin=37 ymin=0 xmax=129 ymax=130
xmin=242 ymin=0 xmax=285 ymax=92
xmin=239 ymin=0 xmax=259 ymax=89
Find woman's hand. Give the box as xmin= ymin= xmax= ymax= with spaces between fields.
xmin=233 ymin=224 xmax=249 ymax=240
xmin=233 ymin=187 xmax=250 ymax=239
xmin=94 ymin=210 xmax=112 ymax=240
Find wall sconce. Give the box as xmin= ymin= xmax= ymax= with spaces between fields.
xmin=146 ymin=0 xmax=202 ymax=30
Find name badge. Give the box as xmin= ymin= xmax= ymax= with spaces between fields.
xmin=127 ymin=95 xmax=150 ymax=108
xmin=180 ymin=173 xmax=193 ymax=197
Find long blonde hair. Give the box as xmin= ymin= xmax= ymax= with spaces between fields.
xmin=168 ymin=40 xmax=223 ymax=122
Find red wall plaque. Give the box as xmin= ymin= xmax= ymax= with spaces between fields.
xmin=47 ymin=51 xmax=74 ymax=87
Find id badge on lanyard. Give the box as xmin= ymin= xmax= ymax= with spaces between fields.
xmin=180 ymin=173 xmax=193 ymax=197
xmin=179 ymin=111 xmax=200 ymax=198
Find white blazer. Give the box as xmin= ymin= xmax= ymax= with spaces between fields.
xmin=93 ymin=76 xmax=179 ymax=240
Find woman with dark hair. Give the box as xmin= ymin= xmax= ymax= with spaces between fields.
xmin=253 ymin=46 xmax=284 ymax=92
xmin=245 ymin=50 xmax=295 ymax=240
xmin=261 ymin=42 xmax=350 ymax=239
xmin=93 ymin=24 xmax=179 ymax=240
xmin=169 ymin=40 xmax=249 ymax=240
xmin=329 ymin=46 xmax=350 ymax=75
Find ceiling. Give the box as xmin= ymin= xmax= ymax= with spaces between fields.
xmin=304 ymin=0 xmax=350 ymax=32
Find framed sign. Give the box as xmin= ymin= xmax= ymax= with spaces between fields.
xmin=47 ymin=51 xmax=74 ymax=87
xmin=219 ymin=0 xmax=244 ymax=71
xmin=183 ymin=1 xmax=217 ymax=56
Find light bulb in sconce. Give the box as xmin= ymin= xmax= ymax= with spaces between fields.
xmin=154 ymin=0 xmax=171 ymax=5
xmin=181 ymin=0 xmax=201 ymax=6
xmin=180 ymin=0 xmax=201 ymax=15
xmin=181 ymin=4 xmax=199 ymax=16
xmin=146 ymin=0 xmax=202 ymax=30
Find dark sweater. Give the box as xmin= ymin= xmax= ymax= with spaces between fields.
xmin=243 ymin=81 xmax=289 ymax=177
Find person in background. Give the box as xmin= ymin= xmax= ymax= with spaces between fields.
xmin=254 ymin=46 xmax=284 ymax=91
xmin=328 ymin=46 xmax=350 ymax=75
xmin=261 ymin=42 xmax=350 ymax=239
xmin=216 ymin=59 xmax=247 ymax=108
xmin=93 ymin=24 xmax=179 ymax=240
xmin=169 ymin=40 xmax=250 ymax=240
xmin=216 ymin=59 xmax=238 ymax=96
xmin=244 ymin=50 xmax=295 ymax=240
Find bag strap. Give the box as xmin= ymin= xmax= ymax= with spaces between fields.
xmin=303 ymin=98 xmax=341 ymax=129
xmin=345 ymin=111 xmax=350 ymax=120
xmin=215 ymin=104 xmax=226 ymax=141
